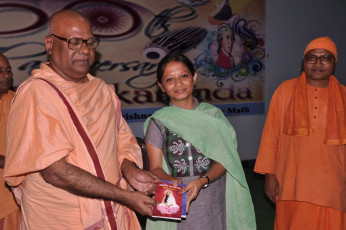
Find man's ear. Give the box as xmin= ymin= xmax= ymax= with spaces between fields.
xmin=44 ymin=35 xmax=53 ymax=55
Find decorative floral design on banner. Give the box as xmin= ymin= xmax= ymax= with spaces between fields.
xmin=195 ymin=17 xmax=265 ymax=86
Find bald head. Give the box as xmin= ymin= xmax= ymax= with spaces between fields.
xmin=49 ymin=10 xmax=91 ymax=35
xmin=0 ymin=53 xmax=13 ymax=96
xmin=0 ymin=53 xmax=7 ymax=62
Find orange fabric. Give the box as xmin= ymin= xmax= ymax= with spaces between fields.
xmin=0 ymin=209 xmax=21 ymax=230
xmin=283 ymin=73 xmax=313 ymax=136
xmin=283 ymin=73 xmax=346 ymax=145
xmin=274 ymin=201 xmax=345 ymax=230
xmin=303 ymin=37 xmax=337 ymax=61
xmin=255 ymin=77 xmax=345 ymax=213
xmin=0 ymin=90 xmax=20 ymax=224
xmin=4 ymin=63 xmax=142 ymax=230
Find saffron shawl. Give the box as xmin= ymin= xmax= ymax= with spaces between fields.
xmin=283 ymin=72 xmax=346 ymax=145
xmin=144 ymin=102 xmax=256 ymax=230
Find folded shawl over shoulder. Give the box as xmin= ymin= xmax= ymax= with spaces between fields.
xmin=144 ymin=102 xmax=256 ymax=230
xmin=283 ymin=72 xmax=346 ymax=145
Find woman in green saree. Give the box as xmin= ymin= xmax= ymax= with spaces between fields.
xmin=144 ymin=53 xmax=256 ymax=230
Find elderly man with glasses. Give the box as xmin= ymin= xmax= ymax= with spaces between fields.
xmin=4 ymin=9 xmax=158 ymax=230
xmin=255 ymin=37 xmax=346 ymax=229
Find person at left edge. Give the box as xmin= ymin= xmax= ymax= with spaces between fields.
xmin=4 ymin=9 xmax=158 ymax=230
xmin=0 ymin=53 xmax=20 ymax=230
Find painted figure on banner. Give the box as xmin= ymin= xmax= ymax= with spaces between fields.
xmin=195 ymin=16 xmax=264 ymax=84
xmin=215 ymin=23 xmax=235 ymax=69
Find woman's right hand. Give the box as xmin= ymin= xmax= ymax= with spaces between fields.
xmin=179 ymin=178 xmax=204 ymax=213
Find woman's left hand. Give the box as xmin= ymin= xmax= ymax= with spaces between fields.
xmin=179 ymin=178 xmax=204 ymax=213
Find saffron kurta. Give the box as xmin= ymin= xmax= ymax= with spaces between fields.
xmin=4 ymin=63 xmax=142 ymax=230
xmin=254 ymin=77 xmax=345 ymax=224
xmin=0 ymin=90 xmax=20 ymax=229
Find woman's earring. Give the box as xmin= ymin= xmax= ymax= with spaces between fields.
xmin=193 ymin=85 xmax=197 ymax=95
xmin=162 ymin=91 xmax=167 ymax=102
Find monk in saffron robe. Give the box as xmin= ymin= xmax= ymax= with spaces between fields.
xmin=0 ymin=53 xmax=20 ymax=230
xmin=4 ymin=10 xmax=158 ymax=230
xmin=255 ymin=37 xmax=345 ymax=230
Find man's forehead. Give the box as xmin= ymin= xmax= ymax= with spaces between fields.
xmin=306 ymin=48 xmax=334 ymax=56
xmin=54 ymin=22 xmax=93 ymax=38
xmin=0 ymin=56 xmax=10 ymax=67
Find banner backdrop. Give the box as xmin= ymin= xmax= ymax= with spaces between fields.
xmin=0 ymin=0 xmax=265 ymax=122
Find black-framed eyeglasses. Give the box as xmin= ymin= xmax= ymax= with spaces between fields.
xmin=304 ymin=54 xmax=335 ymax=65
xmin=49 ymin=34 xmax=100 ymax=50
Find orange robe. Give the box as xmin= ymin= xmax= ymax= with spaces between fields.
xmin=0 ymin=90 xmax=20 ymax=230
xmin=4 ymin=63 xmax=142 ymax=230
xmin=254 ymin=77 xmax=345 ymax=228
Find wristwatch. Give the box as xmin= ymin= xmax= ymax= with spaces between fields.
xmin=199 ymin=175 xmax=210 ymax=189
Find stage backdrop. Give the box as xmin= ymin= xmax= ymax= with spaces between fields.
xmin=0 ymin=0 xmax=265 ymax=122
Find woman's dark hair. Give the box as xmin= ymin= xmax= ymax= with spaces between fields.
xmin=156 ymin=53 xmax=196 ymax=84
xmin=163 ymin=192 xmax=169 ymax=203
